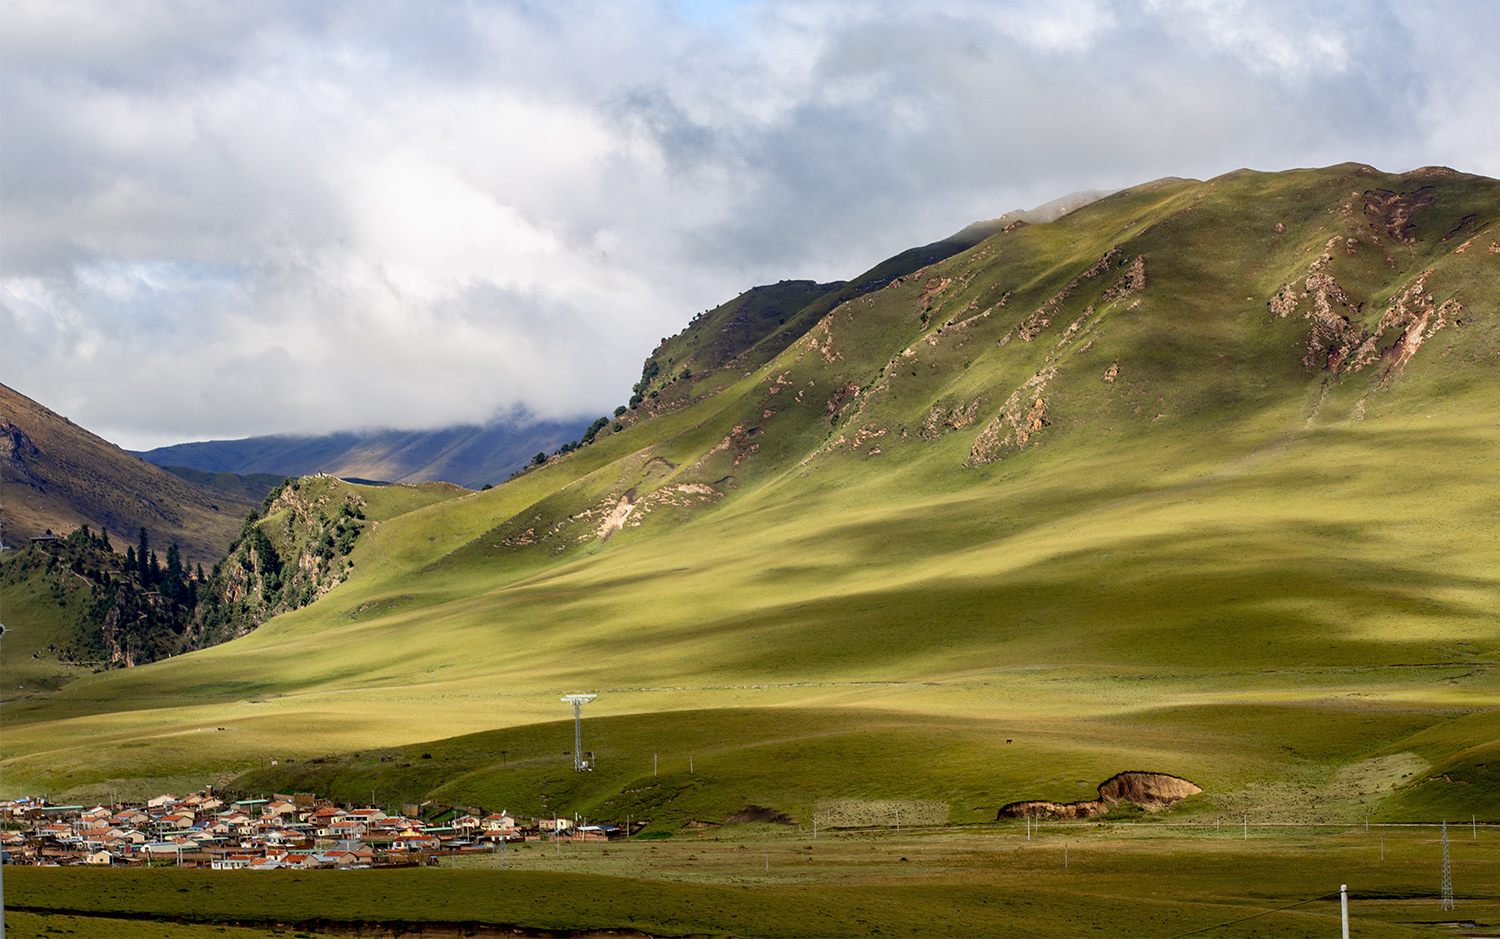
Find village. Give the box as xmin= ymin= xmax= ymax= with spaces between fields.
xmin=0 ymin=789 xmax=632 ymax=869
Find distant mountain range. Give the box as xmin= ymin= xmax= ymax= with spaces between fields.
xmin=133 ymin=419 xmax=591 ymax=491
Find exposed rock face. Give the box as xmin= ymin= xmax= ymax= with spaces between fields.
xmin=920 ymin=399 xmax=982 ymax=440
xmin=999 ymin=799 xmax=1110 ymax=820
xmin=996 ymin=771 xmax=1202 ymax=820
xmin=1362 ymin=186 xmax=1436 ymax=244
xmin=724 ymin=805 xmax=794 ymax=825
xmin=1097 ymin=771 xmax=1202 ymax=807
xmin=965 ymin=367 xmax=1057 ymax=466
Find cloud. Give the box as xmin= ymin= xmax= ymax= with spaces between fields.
xmin=2 ymin=0 xmax=1495 ymax=448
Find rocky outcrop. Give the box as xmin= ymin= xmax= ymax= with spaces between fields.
xmin=1362 ymin=186 xmax=1436 ymax=244
xmin=920 ymin=399 xmax=982 ymax=440
xmin=996 ymin=771 xmax=1202 ymax=820
xmin=965 ymin=368 xmax=1057 ymax=466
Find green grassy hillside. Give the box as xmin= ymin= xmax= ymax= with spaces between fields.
xmin=3 ymin=165 xmax=1496 ymax=831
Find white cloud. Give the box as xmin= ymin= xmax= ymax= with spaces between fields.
xmin=1 ymin=0 xmax=1494 ymax=448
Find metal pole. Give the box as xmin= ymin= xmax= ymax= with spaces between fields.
xmin=1243 ymin=815 xmax=1247 ymax=840
xmin=1065 ymin=843 xmax=1068 ymax=870
xmin=1341 ymin=884 xmax=1349 ymax=939
xmin=654 ymin=753 xmax=657 ymax=776
xmin=574 ymin=701 xmax=583 ymax=770
xmin=1380 ymin=835 xmax=1384 ymax=861
xmin=765 ymin=849 xmax=769 ymax=874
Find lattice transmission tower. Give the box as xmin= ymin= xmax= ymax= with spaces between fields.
xmin=561 ymin=694 xmax=597 ymax=771
xmin=1441 ymin=818 xmax=1454 ymax=911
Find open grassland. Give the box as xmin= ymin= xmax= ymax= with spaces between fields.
xmin=3 ymin=912 xmax=302 ymax=939
xmin=2 ymin=164 xmax=1497 ymax=838
xmin=7 ymin=826 xmax=1498 ymax=937
xmin=5 ymin=396 xmax=1495 ymax=819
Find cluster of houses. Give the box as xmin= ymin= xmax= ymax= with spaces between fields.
xmin=1 ymin=789 xmax=629 ymax=869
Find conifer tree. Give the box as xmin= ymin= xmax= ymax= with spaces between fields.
xmin=165 ymin=543 xmax=184 ymax=604
xmin=137 ymin=528 xmax=150 ymax=581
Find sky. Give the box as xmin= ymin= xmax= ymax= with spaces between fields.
xmin=3 ymin=0 xmax=1497 ymax=450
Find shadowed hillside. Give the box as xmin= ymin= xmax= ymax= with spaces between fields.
xmin=4 ymin=165 xmax=1497 ymax=830
xmin=1 ymin=382 xmax=259 ymax=564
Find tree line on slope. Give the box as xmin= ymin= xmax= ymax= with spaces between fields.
xmin=2 ymin=477 xmax=367 ymax=668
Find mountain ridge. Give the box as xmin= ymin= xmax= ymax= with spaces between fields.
xmin=133 ymin=418 xmax=589 ymax=490
xmin=131 ymin=191 xmax=1116 ymax=489
xmin=1 ymin=382 xmax=260 ymax=564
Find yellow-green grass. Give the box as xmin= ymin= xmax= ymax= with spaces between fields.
xmin=7 ymin=826 xmax=1496 ymax=937
xmin=4 ymin=396 xmax=1496 ymax=815
xmin=3 ymin=164 xmax=1496 ymax=828
xmin=0 ymin=562 xmax=102 ymax=697
xmin=223 ymin=702 xmax=1482 ymax=829
xmin=3 ymin=911 xmax=305 ymax=939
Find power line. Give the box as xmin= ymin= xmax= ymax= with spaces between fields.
xmin=1166 ymin=892 xmax=1339 ymax=939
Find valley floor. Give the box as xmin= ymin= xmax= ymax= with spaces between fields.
xmin=7 ymin=823 xmax=1498 ymax=938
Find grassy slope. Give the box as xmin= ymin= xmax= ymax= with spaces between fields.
xmin=0 ymin=563 xmax=101 ymax=697
xmin=2 ymin=165 xmax=1496 ymax=828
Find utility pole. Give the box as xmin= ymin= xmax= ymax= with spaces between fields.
xmin=1340 ymin=884 xmax=1349 ymax=939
